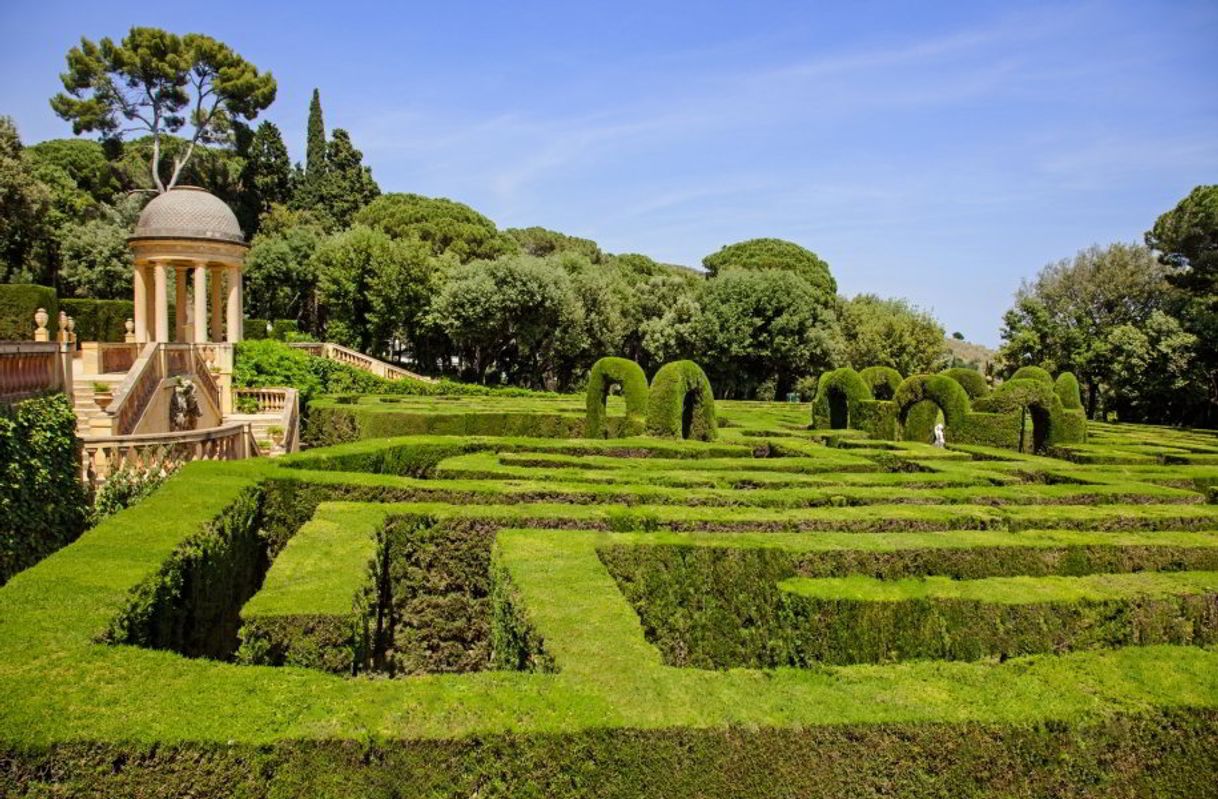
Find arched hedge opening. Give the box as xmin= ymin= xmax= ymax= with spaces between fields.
xmin=811 ymin=368 xmax=872 ymax=429
xmin=859 ymin=366 xmax=903 ymax=401
xmin=973 ymin=378 xmax=1068 ymax=454
xmin=1010 ymin=365 xmax=1054 ymax=385
xmin=939 ymin=367 xmax=989 ymax=400
xmin=585 ymin=357 xmax=649 ymax=438
xmin=893 ymin=374 xmax=971 ymax=442
xmin=645 ymin=361 xmax=717 ymax=441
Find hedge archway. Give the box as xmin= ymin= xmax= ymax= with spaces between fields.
xmin=585 ymin=357 xmax=649 ymax=438
xmin=858 ymin=366 xmax=903 ymax=401
xmin=974 ymin=378 xmax=1068 ymax=454
xmin=1010 ymin=365 xmax=1054 ymax=385
xmin=939 ymin=367 xmax=989 ymax=400
xmin=811 ymin=368 xmax=872 ymax=429
xmin=893 ymin=374 xmax=972 ymax=442
xmin=645 ymin=361 xmax=717 ymax=441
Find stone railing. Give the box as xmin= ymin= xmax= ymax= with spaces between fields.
xmin=106 ymin=343 xmax=164 ymax=435
xmin=0 ymin=342 xmax=69 ymax=402
xmin=98 ymin=342 xmax=140 ymax=374
xmin=191 ymin=346 xmax=221 ymax=413
xmin=289 ymin=341 xmax=433 ymax=382
xmin=233 ymin=386 xmax=289 ymax=413
xmin=80 ymin=421 xmax=258 ymax=488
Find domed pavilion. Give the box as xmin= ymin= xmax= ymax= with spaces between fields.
xmin=127 ymin=186 xmax=249 ymax=344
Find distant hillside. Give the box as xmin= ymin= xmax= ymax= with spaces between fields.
xmin=945 ymin=337 xmax=996 ymax=372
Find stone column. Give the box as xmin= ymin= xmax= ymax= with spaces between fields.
xmin=226 ymin=265 xmax=242 ymax=342
xmin=210 ymin=267 xmax=224 ymax=342
xmin=133 ymin=262 xmax=149 ymax=344
xmin=175 ymin=266 xmax=190 ymax=342
xmin=153 ymin=261 xmax=169 ymax=343
xmin=193 ymin=263 xmax=208 ymax=343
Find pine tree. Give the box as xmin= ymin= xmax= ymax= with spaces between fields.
xmin=236 ymin=121 xmax=293 ymax=236
xmin=315 ymin=128 xmax=380 ymax=229
xmin=306 ymin=88 xmax=326 ymax=177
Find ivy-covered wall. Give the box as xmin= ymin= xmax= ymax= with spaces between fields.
xmin=0 ymin=394 xmax=88 ymax=584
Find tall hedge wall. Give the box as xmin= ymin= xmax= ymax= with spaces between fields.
xmin=0 ymin=284 xmax=57 ymax=341
xmin=0 ymin=394 xmax=88 ymax=584
xmin=939 ymin=367 xmax=989 ymax=399
xmin=59 ymin=298 xmax=134 ymax=342
xmin=858 ymin=366 xmax=902 ymax=401
xmin=893 ymin=374 xmax=971 ymax=440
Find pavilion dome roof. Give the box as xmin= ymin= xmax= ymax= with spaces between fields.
xmin=130 ymin=186 xmax=245 ymax=245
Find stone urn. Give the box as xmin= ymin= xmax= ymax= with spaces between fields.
xmin=92 ymin=382 xmax=114 ymax=411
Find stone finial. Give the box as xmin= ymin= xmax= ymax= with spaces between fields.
xmin=124 ymin=318 xmax=136 ymax=343
xmin=66 ymin=316 xmax=77 ymax=344
xmin=34 ymin=308 xmax=49 ymax=342
xmin=58 ymin=311 xmax=69 ymax=343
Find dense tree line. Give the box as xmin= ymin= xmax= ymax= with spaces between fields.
xmin=998 ymin=185 xmax=1218 ymax=425
xmin=2 ymin=26 xmax=961 ymax=398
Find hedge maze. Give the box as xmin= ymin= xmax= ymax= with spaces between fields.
xmin=2 ymin=384 xmax=1218 ymax=796
xmin=813 ymin=365 xmax=1088 ymax=453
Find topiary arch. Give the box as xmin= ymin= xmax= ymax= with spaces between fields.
xmin=939 ymin=367 xmax=989 ymax=400
xmin=585 ymin=357 xmax=649 ymax=438
xmin=1010 ymin=365 xmax=1054 ymax=385
xmin=645 ymin=361 xmax=717 ymax=441
xmin=974 ymin=378 xmax=1068 ymax=454
xmin=858 ymin=366 xmax=903 ymax=401
xmin=893 ymin=375 xmax=971 ymax=443
xmin=811 ymin=368 xmax=872 ymax=429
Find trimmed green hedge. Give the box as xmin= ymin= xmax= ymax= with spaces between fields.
xmin=59 ymin=298 xmax=134 ymax=342
xmin=811 ymin=368 xmax=872 ymax=429
xmin=893 ymin=374 xmax=971 ymax=440
xmin=0 ymin=284 xmax=57 ymax=341
xmin=858 ymin=366 xmax=902 ymax=401
xmin=1056 ymin=371 xmax=1084 ymax=410
xmin=1010 ymin=365 xmax=1054 ymax=384
xmin=939 ymin=367 xmax=989 ymax=399
xmin=851 ymin=399 xmax=898 ymax=439
xmin=585 ymin=357 xmax=648 ymax=438
xmin=645 ymin=361 xmax=717 ymax=441
xmin=0 ymin=394 xmax=88 ymax=585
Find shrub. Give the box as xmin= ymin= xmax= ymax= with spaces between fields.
xmin=858 ymin=366 xmax=903 ymax=401
xmin=0 ymin=284 xmax=57 ymax=340
xmin=1010 ymin=365 xmax=1054 ymax=385
xmin=59 ymin=298 xmax=134 ymax=342
xmin=811 ymin=368 xmax=872 ymax=429
xmin=939 ymin=367 xmax=989 ymax=399
xmin=646 ymin=361 xmax=717 ymax=441
xmin=90 ymin=453 xmax=182 ymax=525
xmin=585 ymin=357 xmax=649 ymax=438
xmin=1056 ymin=372 xmax=1084 ymax=410
xmin=244 ymin=319 xmax=302 ymax=341
xmin=893 ymin=375 xmax=972 ymax=441
xmin=0 ymin=394 xmax=88 ymax=584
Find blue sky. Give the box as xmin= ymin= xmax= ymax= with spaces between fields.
xmin=2 ymin=1 xmax=1216 ymax=345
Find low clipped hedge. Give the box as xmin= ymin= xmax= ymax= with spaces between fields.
xmin=59 ymin=298 xmax=134 ymax=342
xmin=645 ymin=360 xmax=717 ymax=441
xmin=0 ymin=394 xmax=88 ymax=585
xmin=858 ymin=366 xmax=902 ymax=400
xmin=585 ymin=357 xmax=648 ymax=438
xmin=305 ymin=401 xmax=592 ymax=446
xmin=939 ymin=367 xmax=989 ymax=399
xmin=0 ymin=284 xmax=57 ymax=341
xmin=955 ymin=411 xmax=1023 ymax=449
xmin=811 ymin=368 xmax=872 ymax=429
xmin=851 ymin=399 xmax=898 ymax=439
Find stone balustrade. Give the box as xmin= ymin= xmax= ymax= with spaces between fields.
xmin=0 ymin=342 xmax=70 ymax=402
xmin=80 ymin=421 xmax=258 ymax=488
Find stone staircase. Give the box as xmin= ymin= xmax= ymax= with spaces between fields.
xmin=70 ymin=373 xmax=126 ymax=437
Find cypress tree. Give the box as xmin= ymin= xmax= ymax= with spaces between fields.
xmin=305 ymin=88 xmax=326 ymax=177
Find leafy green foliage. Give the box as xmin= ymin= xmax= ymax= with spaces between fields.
xmin=505 ymin=226 xmax=603 ymax=262
xmin=1147 ymin=184 xmax=1218 ymax=292
xmin=696 ymin=268 xmax=838 ymax=399
xmin=235 ymin=121 xmax=293 ymax=236
xmin=646 ymin=360 xmax=717 ymax=440
xmin=0 ymin=394 xmax=88 ymax=584
xmin=840 ymin=294 xmax=947 ymax=375
xmin=939 ymin=367 xmax=989 ymax=399
xmin=50 ymin=27 xmax=276 ymax=192
xmin=59 ymin=298 xmax=134 ymax=341
xmin=355 ymin=193 xmax=517 ymax=262
xmin=702 ymin=237 xmax=836 ymax=295
xmin=0 ymin=283 xmax=57 ymax=340
xmin=0 ymin=117 xmax=51 ymax=281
